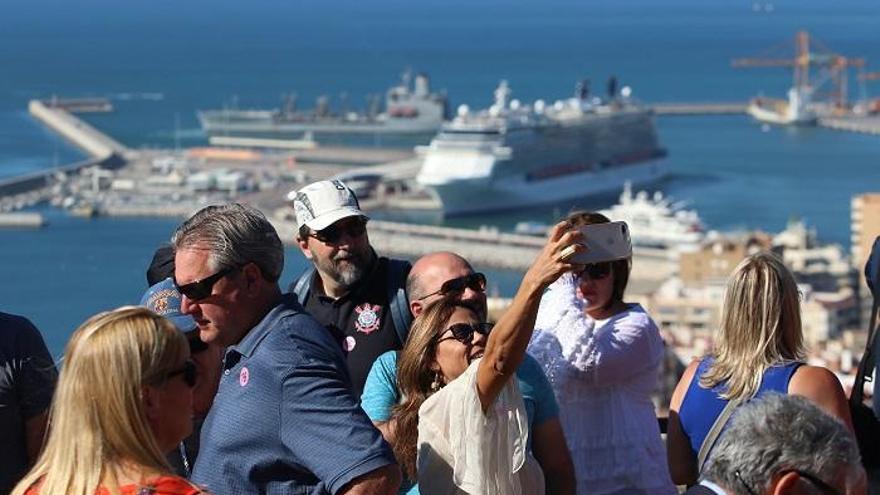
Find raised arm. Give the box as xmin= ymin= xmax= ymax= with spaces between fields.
xmin=476 ymin=222 xmax=583 ymax=411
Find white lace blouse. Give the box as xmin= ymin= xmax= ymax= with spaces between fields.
xmin=527 ymin=274 xmax=676 ymax=495
xmin=417 ymin=359 xmax=545 ymax=495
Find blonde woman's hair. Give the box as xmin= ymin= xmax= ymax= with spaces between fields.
xmin=700 ymin=251 xmax=806 ymax=401
xmin=391 ymin=297 xmax=473 ymax=480
xmin=13 ymin=307 xmax=189 ymax=495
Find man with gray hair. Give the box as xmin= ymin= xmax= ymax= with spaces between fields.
xmin=174 ymin=203 xmax=400 ymax=495
xmin=686 ymin=393 xmax=865 ymax=495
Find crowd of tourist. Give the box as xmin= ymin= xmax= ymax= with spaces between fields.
xmin=0 ymin=179 xmax=868 ymax=495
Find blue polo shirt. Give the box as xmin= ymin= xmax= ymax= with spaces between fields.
xmin=191 ymin=294 xmax=396 ymax=495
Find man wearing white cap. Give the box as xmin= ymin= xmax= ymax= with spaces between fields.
xmin=291 ymin=179 xmax=411 ymax=396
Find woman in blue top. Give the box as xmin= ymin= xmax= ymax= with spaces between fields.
xmin=666 ymin=251 xmax=854 ymax=486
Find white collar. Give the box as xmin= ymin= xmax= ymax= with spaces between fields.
xmin=700 ymin=479 xmax=728 ymax=495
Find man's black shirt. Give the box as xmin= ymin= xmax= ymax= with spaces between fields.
xmin=302 ymin=257 xmax=404 ymax=396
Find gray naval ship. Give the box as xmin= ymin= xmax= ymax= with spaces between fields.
xmin=416 ymin=78 xmax=668 ymax=216
xmin=198 ymin=71 xmax=448 ymax=141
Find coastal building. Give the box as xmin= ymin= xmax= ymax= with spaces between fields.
xmin=851 ymin=193 xmax=880 ymax=327
xmin=646 ymin=223 xmax=858 ymax=355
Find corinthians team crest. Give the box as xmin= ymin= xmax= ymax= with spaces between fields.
xmin=354 ymin=303 xmax=382 ymax=334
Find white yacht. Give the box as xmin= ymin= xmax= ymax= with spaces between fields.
xmin=416 ymin=80 xmax=668 ymax=216
xmin=600 ymin=182 xmax=705 ymax=250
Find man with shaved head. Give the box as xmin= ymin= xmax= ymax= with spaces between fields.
xmin=361 ymin=251 xmax=577 ymax=494
xmin=406 ymin=251 xmax=487 ymax=319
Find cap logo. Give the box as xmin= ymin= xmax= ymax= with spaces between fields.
xmin=147 ymin=289 xmax=179 ymax=316
xmin=294 ymin=191 xmax=315 ymax=226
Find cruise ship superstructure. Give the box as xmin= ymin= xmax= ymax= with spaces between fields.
xmin=416 ymin=80 xmax=668 ymax=215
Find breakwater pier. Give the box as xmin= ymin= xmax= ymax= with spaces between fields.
xmin=28 ymin=99 xmax=131 ymax=159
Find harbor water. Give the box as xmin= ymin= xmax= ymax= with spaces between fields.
xmin=2 ymin=0 xmax=880 ymax=354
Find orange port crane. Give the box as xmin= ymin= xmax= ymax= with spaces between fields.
xmin=732 ymin=30 xmax=865 ymax=110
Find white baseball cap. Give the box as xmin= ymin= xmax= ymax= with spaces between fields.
xmin=292 ymin=179 xmax=367 ymax=231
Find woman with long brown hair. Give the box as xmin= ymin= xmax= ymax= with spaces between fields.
xmin=13 ymin=307 xmax=206 ymax=495
xmin=390 ymin=222 xmax=582 ymax=494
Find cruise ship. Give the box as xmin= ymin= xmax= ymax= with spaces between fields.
xmin=197 ymin=72 xmax=448 ymax=140
xmin=416 ymin=80 xmax=668 ymax=216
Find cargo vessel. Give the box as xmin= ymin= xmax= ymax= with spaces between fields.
xmin=197 ymin=72 xmax=448 ymax=141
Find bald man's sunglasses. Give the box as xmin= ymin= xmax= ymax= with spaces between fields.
xmin=417 ymin=272 xmax=486 ymax=301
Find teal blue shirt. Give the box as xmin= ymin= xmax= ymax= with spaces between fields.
xmin=361 ymin=351 xmax=560 ymax=494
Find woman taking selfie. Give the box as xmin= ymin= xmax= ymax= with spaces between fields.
xmin=527 ymin=211 xmax=676 ymax=495
xmin=666 ymin=251 xmax=853 ymax=486
xmin=13 ymin=307 xmax=206 ymax=495
xmin=390 ymin=222 xmax=581 ymax=495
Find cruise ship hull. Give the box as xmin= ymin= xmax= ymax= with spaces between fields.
xmin=425 ymin=159 xmax=667 ymax=216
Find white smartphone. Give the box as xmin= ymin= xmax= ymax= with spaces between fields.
xmin=568 ymin=221 xmax=632 ymax=264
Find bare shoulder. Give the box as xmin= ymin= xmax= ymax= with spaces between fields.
xmin=789 ymin=364 xmax=844 ymax=395
xmin=670 ymin=358 xmax=702 ymax=412
xmin=789 ymin=364 xmax=853 ymax=430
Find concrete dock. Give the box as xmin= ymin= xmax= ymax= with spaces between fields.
xmin=0 ymin=212 xmax=46 ymax=228
xmin=652 ymin=102 xmax=747 ymax=115
xmin=819 ymin=115 xmax=880 ymax=135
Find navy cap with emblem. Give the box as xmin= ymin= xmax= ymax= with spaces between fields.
xmin=140 ymin=277 xmax=198 ymax=333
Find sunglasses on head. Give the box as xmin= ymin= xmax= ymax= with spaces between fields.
xmin=166 ymin=359 xmax=198 ymax=387
xmin=417 ymin=272 xmax=487 ymax=301
xmin=175 ymin=265 xmax=237 ymax=301
xmin=310 ymin=217 xmax=368 ymax=244
xmin=437 ymin=322 xmax=494 ymax=345
xmin=578 ymin=262 xmax=612 ymax=280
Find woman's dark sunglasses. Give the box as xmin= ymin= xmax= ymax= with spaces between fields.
xmin=417 ymin=272 xmax=487 ymax=301
xmin=174 ymin=266 xmax=236 ymax=301
xmin=167 ymin=360 xmax=198 ymax=387
xmin=437 ymin=322 xmax=494 ymax=345
xmin=579 ymin=262 xmax=612 ymax=280
xmin=310 ymin=217 xmax=368 ymax=244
